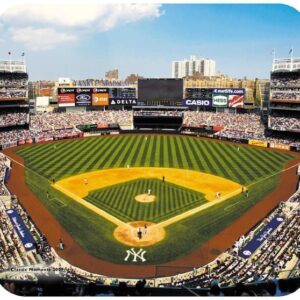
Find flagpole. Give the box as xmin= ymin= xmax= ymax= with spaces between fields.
xmin=272 ymin=48 xmax=276 ymax=71
xmin=290 ymin=47 xmax=293 ymax=71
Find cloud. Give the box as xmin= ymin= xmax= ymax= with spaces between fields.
xmin=2 ymin=3 xmax=162 ymax=30
xmin=1 ymin=3 xmax=163 ymax=50
xmin=9 ymin=26 xmax=77 ymax=50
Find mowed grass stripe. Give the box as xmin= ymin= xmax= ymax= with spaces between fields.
xmin=135 ymin=136 xmax=149 ymax=166
xmin=109 ymin=135 xmax=136 ymax=168
xmin=41 ymin=138 xmax=97 ymax=179
xmin=143 ymin=135 xmax=155 ymax=167
xmin=37 ymin=138 xmax=96 ymax=175
xmin=66 ymin=137 xmax=111 ymax=174
xmin=212 ymin=142 xmax=255 ymax=183
xmin=178 ymin=136 xmax=195 ymax=170
xmin=196 ymin=140 xmax=222 ymax=176
xmin=52 ymin=138 xmax=99 ymax=179
xmin=159 ymin=136 xmax=164 ymax=167
xmin=208 ymin=142 xmax=244 ymax=183
xmin=246 ymin=147 xmax=289 ymax=171
xmin=96 ymin=136 xmax=128 ymax=169
xmin=74 ymin=137 xmax=115 ymax=173
xmin=26 ymin=139 xmax=86 ymax=169
xmin=101 ymin=136 xmax=131 ymax=169
xmin=91 ymin=136 xmax=124 ymax=170
xmin=192 ymin=139 xmax=215 ymax=173
xmin=154 ymin=136 xmax=161 ymax=167
xmin=173 ymin=136 xmax=185 ymax=169
xmin=216 ymin=141 xmax=258 ymax=182
xmin=150 ymin=135 xmax=158 ymax=167
xmin=237 ymin=146 xmax=277 ymax=176
xmin=168 ymin=136 xmax=180 ymax=169
xmin=124 ymin=135 xmax=143 ymax=167
xmin=202 ymin=140 xmax=236 ymax=181
xmin=184 ymin=137 xmax=206 ymax=170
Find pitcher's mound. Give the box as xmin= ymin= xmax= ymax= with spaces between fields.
xmin=135 ymin=194 xmax=156 ymax=203
xmin=114 ymin=221 xmax=165 ymax=247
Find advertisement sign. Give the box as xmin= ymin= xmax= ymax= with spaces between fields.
xmin=212 ymin=88 xmax=245 ymax=95
xmin=58 ymin=88 xmax=75 ymax=107
xmin=109 ymin=99 xmax=137 ymax=106
xmin=239 ymin=215 xmax=284 ymax=259
xmin=6 ymin=209 xmax=36 ymax=251
xmin=182 ymin=99 xmax=212 ymax=107
xmin=228 ymin=95 xmax=244 ymax=108
xmin=269 ymin=143 xmax=290 ymax=151
xmin=92 ymin=92 xmax=109 ymax=106
xmin=248 ymin=139 xmax=268 ymax=148
xmin=75 ymin=88 xmax=92 ymax=106
xmin=212 ymin=95 xmax=228 ymax=107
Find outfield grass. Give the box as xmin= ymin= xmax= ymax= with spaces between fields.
xmin=85 ymin=178 xmax=207 ymax=223
xmin=16 ymin=135 xmax=295 ymax=264
xmin=17 ymin=135 xmax=294 ymax=185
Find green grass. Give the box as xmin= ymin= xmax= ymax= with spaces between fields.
xmin=16 ymin=135 xmax=296 ymax=264
xmin=85 ymin=178 xmax=207 ymax=223
xmin=17 ymin=135 xmax=294 ymax=185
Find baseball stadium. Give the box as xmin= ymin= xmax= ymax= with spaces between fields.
xmin=0 ymin=4 xmax=300 ymax=297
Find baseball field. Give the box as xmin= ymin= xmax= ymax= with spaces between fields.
xmin=9 ymin=135 xmax=297 ymax=268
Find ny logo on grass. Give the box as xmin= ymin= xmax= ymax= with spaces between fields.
xmin=124 ymin=248 xmax=146 ymax=262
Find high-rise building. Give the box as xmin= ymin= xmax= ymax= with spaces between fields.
xmin=105 ymin=69 xmax=119 ymax=81
xmin=172 ymin=55 xmax=216 ymax=78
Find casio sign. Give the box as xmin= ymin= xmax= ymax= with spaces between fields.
xmin=185 ymin=99 xmax=210 ymax=106
xmin=76 ymin=94 xmax=91 ymax=101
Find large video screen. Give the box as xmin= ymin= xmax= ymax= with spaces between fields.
xmin=138 ymin=79 xmax=183 ymax=104
xmin=0 ymin=72 xmax=28 ymax=100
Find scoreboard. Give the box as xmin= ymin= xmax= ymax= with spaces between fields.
xmin=185 ymin=88 xmax=213 ymax=100
xmin=58 ymin=87 xmax=137 ymax=107
xmin=109 ymin=87 xmax=136 ymax=100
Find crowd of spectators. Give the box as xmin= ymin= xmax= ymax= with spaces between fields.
xmin=183 ymin=111 xmax=265 ymax=133
xmin=271 ymin=91 xmax=300 ymax=101
xmin=0 ymin=78 xmax=27 ymax=88
xmin=0 ymin=154 xmax=9 ymax=196
xmin=0 ymin=128 xmax=81 ymax=148
xmin=270 ymin=116 xmax=300 ymax=132
xmin=271 ymin=76 xmax=300 ymax=88
xmin=30 ymin=110 xmax=133 ymax=130
xmin=0 ymin=112 xmax=27 ymax=127
xmin=134 ymin=110 xmax=183 ymax=117
xmin=0 ymin=88 xmax=27 ymax=99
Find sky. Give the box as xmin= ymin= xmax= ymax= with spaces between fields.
xmin=0 ymin=3 xmax=299 ymax=81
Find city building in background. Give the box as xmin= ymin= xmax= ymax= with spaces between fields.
xmin=105 ymin=69 xmax=119 ymax=81
xmin=172 ymin=55 xmax=216 ymax=79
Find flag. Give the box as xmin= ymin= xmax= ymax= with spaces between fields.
xmin=289 ymin=48 xmax=293 ymax=55
xmin=21 ymin=52 xmax=25 ymax=56
xmin=8 ymin=51 xmax=11 ymax=55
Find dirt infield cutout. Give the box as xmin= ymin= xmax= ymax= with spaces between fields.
xmin=114 ymin=221 xmax=165 ymax=247
xmin=53 ymin=167 xmax=242 ymax=246
xmin=135 ymin=194 xmax=156 ymax=203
